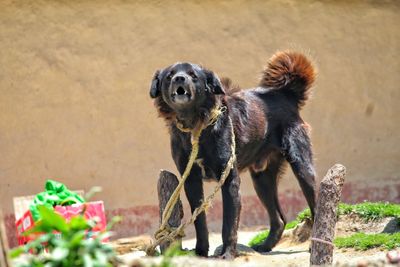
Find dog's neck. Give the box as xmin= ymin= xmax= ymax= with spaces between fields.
xmin=175 ymin=111 xmax=199 ymax=130
xmin=174 ymin=97 xmax=221 ymax=131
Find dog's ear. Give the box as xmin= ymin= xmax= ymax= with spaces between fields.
xmin=205 ymin=69 xmax=225 ymax=95
xmin=150 ymin=70 xmax=161 ymax=98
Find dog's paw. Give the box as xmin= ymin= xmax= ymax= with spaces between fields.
xmin=195 ymin=246 xmax=209 ymax=257
xmin=251 ymin=243 xmax=273 ymax=253
xmin=219 ymin=247 xmax=237 ymax=260
xmin=251 ymin=227 xmax=283 ymax=253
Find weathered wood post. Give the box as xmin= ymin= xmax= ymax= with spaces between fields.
xmin=157 ymin=170 xmax=184 ymax=253
xmin=0 ymin=210 xmax=10 ymax=267
xmin=310 ymin=164 xmax=346 ymax=266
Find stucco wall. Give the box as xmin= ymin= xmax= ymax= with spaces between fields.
xmin=1 ymin=0 xmax=399 ymax=246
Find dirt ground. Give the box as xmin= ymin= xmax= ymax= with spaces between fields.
xmin=118 ymin=215 xmax=398 ymax=266
xmin=118 ymin=231 xmax=390 ymax=267
xmin=11 ymin=215 xmax=397 ymax=266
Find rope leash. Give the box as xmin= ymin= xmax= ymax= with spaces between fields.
xmin=311 ymin=237 xmax=334 ymax=247
xmin=146 ymin=104 xmax=236 ymax=255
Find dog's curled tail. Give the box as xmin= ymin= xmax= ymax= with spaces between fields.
xmin=259 ymin=51 xmax=316 ymax=107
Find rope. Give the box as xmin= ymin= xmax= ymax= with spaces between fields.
xmin=311 ymin=237 xmax=334 ymax=247
xmin=146 ymin=104 xmax=236 ymax=255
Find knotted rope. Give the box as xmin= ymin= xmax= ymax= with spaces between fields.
xmin=146 ymin=104 xmax=236 ymax=255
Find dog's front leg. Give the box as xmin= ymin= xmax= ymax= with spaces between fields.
xmin=184 ymin=168 xmax=209 ymax=257
xmin=221 ymin=167 xmax=241 ymax=259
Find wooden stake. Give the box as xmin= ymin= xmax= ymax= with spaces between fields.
xmin=310 ymin=164 xmax=346 ymax=266
xmin=157 ymin=170 xmax=184 ymax=253
xmin=0 ymin=210 xmax=10 ymax=267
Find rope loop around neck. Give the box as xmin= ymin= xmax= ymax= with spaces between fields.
xmin=175 ymin=104 xmax=226 ymax=133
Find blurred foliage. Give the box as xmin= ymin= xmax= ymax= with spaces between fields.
xmin=156 ymin=242 xmax=194 ymax=267
xmin=10 ymin=189 xmax=121 ymax=267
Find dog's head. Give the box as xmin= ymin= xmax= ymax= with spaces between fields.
xmin=150 ymin=63 xmax=225 ymax=111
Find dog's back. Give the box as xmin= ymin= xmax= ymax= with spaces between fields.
xmin=223 ymin=51 xmax=316 ymax=172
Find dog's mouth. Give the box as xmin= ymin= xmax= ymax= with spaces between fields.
xmin=171 ymin=86 xmax=192 ymax=104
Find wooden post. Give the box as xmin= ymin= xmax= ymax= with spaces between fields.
xmin=310 ymin=164 xmax=346 ymax=266
xmin=157 ymin=170 xmax=184 ymax=253
xmin=0 ymin=210 xmax=10 ymax=267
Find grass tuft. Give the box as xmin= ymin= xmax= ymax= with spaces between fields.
xmin=248 ymin=230 xmax=270 ymax=247
xmin=248 ymin=202 xmax=400 ymax=248
xmin=335 ymin=232 xmax=400 ymax=250
xmin=337 ymin=202 xmax=400 ymax=221
xmin=296 ymin=208 xmax=312 ymax=222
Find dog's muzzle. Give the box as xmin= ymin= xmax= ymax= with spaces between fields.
xmin=170 ymin=75 xmax=193 ymax=104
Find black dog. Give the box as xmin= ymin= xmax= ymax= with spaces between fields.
xmin=150 ymin=51 xmax=317 ymax=259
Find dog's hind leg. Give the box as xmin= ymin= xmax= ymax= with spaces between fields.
xmin=283 ymin=123 xmax=317 ymax=219
xmin=250 ymin=152 xmax=287 ymax=252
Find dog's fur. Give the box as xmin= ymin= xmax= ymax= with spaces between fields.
xmin=150 ymin=51 xmax=317 ymax=259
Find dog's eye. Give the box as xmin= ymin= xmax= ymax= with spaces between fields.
xmin=188 ymin=71 xmax=197 ymax=80
xmin=166 ymin=73 xmax=173 ymax=81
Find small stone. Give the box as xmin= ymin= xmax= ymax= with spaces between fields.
xmin=213 ymin=243 xmax=256 ymax=256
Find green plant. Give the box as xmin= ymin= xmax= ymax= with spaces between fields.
xmin=155 ymin=242 xmax=194 ymax=267
xmin=248 ymin=230 xmax=270 ymax=248
xmin=296 ymin=208 xmax=312 ymax=221
xmin=337 ymin=202 xmax=400 ymax=221
xmin=291 ymin=202 xmax=400 ymax=222
xmin=248 ymin=208 xmax=312 ymax=247
xmin=248 ymin=202 xmax=400 ymax=247
xmin=335 ymin=232 xmax=400 ymax=250
xmin=10 ymin=197 xmax=121 ymax=266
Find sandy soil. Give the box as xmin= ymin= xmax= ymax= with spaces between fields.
xmin=119 ymin=230 xmax=392 ymax=267
xmin=118 ymin=216 xmax=398 ymax=266
xmin=181 ymin=231 xmax=388 ymax=267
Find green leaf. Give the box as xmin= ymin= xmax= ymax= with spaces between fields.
xmin=23 ymin=220 xmax=50 ymax=235
xmin=9 ymin=246 xmax=25 ymax=258
xmin=69 ymin=215 xmax=91 ymax=231
xmin=70 ymin=230 xmax=86 ymax=247
xmin=37 ymin=205 xmax=69 ymax=234
xmin=164 ymin=242 xmax=194 ymax=257
xmin=83 ymin=253 xmax=94 ymax=267
xmin=83 ymin=238 xmax=96 ymax=250
xmin=51 ymin=247 xmax=69 ymax=261
xmin=95 ymin=250 xmax=107 ymax=265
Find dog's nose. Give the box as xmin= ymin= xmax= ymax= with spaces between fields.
xmin=173 ymin=75 xmax=186 ymax=83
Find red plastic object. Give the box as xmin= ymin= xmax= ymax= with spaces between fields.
xmin=15 ymin=201 xmax=107 ymax=245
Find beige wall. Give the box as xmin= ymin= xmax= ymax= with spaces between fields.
xmin=1 ymin=0 xmax=399 ymax=223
